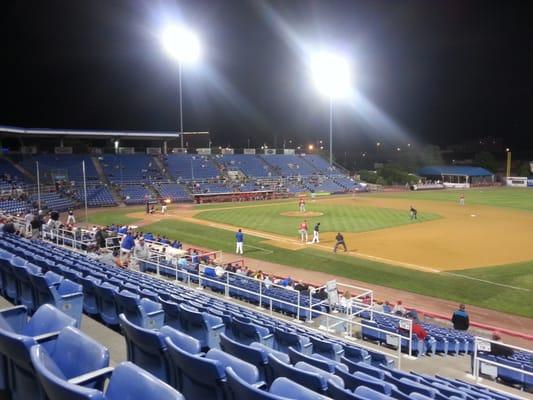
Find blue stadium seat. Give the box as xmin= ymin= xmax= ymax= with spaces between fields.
xmin=115 ymin=290 xmax=165 ymax=329
xmin=335 ymin=368 xmax=394 ymax=395
xmin=231 ymin=317 xmax=274 ymax=347
xmin=273 ymin=327 xmax=312 ymax=355
xmin=159 ymin=297 xmax=183 ymax=331
xmin=179 ymin=303 xmax=224 ymax=350
xmin=267 ymin=353 xmax=329 ymax=395
xmin=343 ymin=345 xmax=372 ymax=365
xmin=10 ymin=262 xmax=41 ymax=313
xmin=29 ymin=274 xmax=84 ymax=327
xmin=78 ymin=275 xmax=101 ymax=316
xmin=165 ymin=337 xmax=259 ymax=400
xmin=309 ymin=336 xmax=345 ymax=362
xmin=354 ymin=386 xmax=395 ymax=399
xmin=32 ymin=359 xmax=184 ymax=400
xmin=94 ymin=281 xmax=120 ymax=326
xmin=4 ymin=256 xmax=25 ymax=302
xmin=161 ymin=325 xmax=202 ymax=355
xmin=396 ymin=378 xmax=438 ymax=398
xmin=0 ymin=304 xmax=76 ymax=400
xmin=118 ymin=314 xmax=173 ymax=385
xmin=26 ymin=326 xmax=109 ymax=399
xmin=220 ymin=332 xmax=272 ymax=382
xmin=288 ymin=346 xmax=348 ymax=374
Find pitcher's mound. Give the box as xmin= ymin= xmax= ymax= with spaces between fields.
xmin=280 ymin=211 xmax=324 ymax=217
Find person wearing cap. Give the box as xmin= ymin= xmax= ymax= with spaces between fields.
xmin=392 ymin=300 xmax=406 ymax=316
xmin=490 ymin=332 xmax=514 ymax=357
xmin=451 ymin=303 xmax=470 ymax=331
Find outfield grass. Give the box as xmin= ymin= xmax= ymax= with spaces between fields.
xmin=371 ymin=187 xmax=533 ymax=211
xmin=195 ymin=203 xmax=440 ymax=236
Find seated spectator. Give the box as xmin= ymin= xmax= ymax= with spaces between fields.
xmin=120 ymin=232 xmax=135 ymax=254
xmin=392 ymin=300 xmax=406 ymax=316
xmin=253 ymin=270 xmax=265 ymax=280
xmin=372 ymin=301 xmax=384 ymax=313
xmin=451 ymin=303 xmax=470 ymax=331
xmin=171 ymin=239 xmax=182 ymax=249
xmin=144 ymin=232 xmax=154 ymax=241
xmin=490 ymin=333 xmax=514 ymax=357
xmin=117 ymin=225 xmax=128 ymax=234
xmin=263 ymin=274 xmax=272 ymax=289
xmin=280 ymin=276 xmax=293 ymax=287
xmin=294 ymin=280 xmax=308 ymax=292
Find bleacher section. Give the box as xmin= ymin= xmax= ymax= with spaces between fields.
xmin=0 ymin=199 xmax=30 ymax=214
xmin=16 ymin=154 xmax=99 ymax=183
xmin=100 ymin=154 xmax=162 ymax=183
xmin=302 ymin=154 xmax=339 ymax=174
xmin=0 ymin=232 xmax=528 ymax=399
xmin=261 ymin=155 xmax=316 ymax=176
xmin=120 ymin=184 xmax=152 ymax=205
xmin=153 ymin=183 xmax=191 ymax=202
xmin=29 ymin=192 xmax=76 ymax=212
xmin=165 ymin=154 xmax=220 ymax=180
xmin=75 ymin=184 xmax=117 ymax=207
xmin=218 ymin=154 xmax=273 ymax=177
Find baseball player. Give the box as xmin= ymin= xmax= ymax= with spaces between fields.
xmin=235 ymin=228 xmax=244 ymax=254
xmin=298 ymin=220 xmax=308 ymax=243
xmin=311 ymin=222 xmax=320 ymax=243
xmin=459 ymin=193 xmax=465 ymax=206
xmin=299 ymin=197 xmax=306 ymax=213
xmin=66 ymin=210 xmax=76 ymax=225
xmin=409 ymin=205 xmax=418 ymax=220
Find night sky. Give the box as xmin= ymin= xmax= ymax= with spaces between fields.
xmin=1 ymin=0 xmax=532 ymax=153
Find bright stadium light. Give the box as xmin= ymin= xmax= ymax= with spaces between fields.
xmin=310 ymin=51 xmax=352 ymax=166
xmin=161 ymin=25 xmax=201 ymax=63
xmin=310 ymin=52 xmax=351 ymax=99
xmin=161 ymin=24 xmax=202 ymax=149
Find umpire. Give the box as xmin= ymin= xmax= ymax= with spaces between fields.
xmin=333 ymin=232 xmax=347 ymax=253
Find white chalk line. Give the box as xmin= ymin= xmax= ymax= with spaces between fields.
xmin=442 ymin=272 xmax=531 ymax=292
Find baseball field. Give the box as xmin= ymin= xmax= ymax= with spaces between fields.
xmin=87 ymin=187 xmax=533 ymax=318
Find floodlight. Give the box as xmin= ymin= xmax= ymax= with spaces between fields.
xmin=162 ymin=25 xmax=201 ymax=63
xmin=308 ymin=144 xmax=314 ymax=151
xmin=310 ymin=52 xmax=351 ymax=98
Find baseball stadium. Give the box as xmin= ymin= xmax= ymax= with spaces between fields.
xmin=1 ymin=2 xmax=533 ymax=400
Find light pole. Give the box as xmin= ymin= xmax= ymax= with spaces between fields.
xmin=310 ymin=51 xmax=351 ymax=165
xmin=161 ymin=25 xmax=201 ymax=149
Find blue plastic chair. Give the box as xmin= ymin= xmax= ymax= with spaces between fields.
xmin=115 ymin=290 xmax=165 ymax=329
xmin=273 ymin=327 xmax=312 ymax=355
xmin=32 ymin=359 xmax=184 ymax=400
xmin=4 ymin=256 xmax=26 ymax=302
xmin=26 ymin=326 xmax=110 ymax=399
xmin=354 ymin=386 xmax=395 ymax=399
xmin=159 ymin=296 xmax=183 ymax=331
xmin=343 ymin=345 xmax=372 ymax=365
xmin=78 ymin=275 xmax=101 ymax=316
xmin=179 ymin=304 xmax=224 ymax=350
xmin=309 ymin=336 xmax=345 ymax=362
xmin=0 ymin=249 xmax=14 ymax=296
xmin=0 ymin=304 xmax=77 ymax=400
xmin=231 ymin=318 xmax=274 ymax=347
xmin=166 ymin=336 xmax=259 ymax=400
xmin=94 ymin=282 xmax=120 ymax=326
xmin=161 ymin=325 xmax=202 ymax=355
xmin=267 ymin=353 xmax=328 ymax=395
xmin=288 ymin=346 xmax=348 ymax=374
xmin=11 ymin=262 xmax=42 ymax=313
xmin=118 ymin=314 xmax=173 ymax=385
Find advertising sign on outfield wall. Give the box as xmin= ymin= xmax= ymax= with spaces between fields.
xmin=54 ymin=147 xmax=73 ymax=154
xmin=196 ymin=148 xmax=212 ymax=155
xmin=284 ymin=149 xmax=295 ymax=155
xmin=264 ymin=148 xmax=276 ymax=155
xmin=243 ymin=148 xmax=256 ymax=155
xmin=505 ymin=177 xmax=528 ymax=187
xmin=221 ymin=148 xmax=234 ymax=155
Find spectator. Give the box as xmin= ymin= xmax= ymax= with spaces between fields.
xmin=30 ymin=215 xmax=43 ymax=240
xmin=451 ymin=304 xmax=470 ymax=331
xmin=294 ymin=280 xmax=308 ymax=292
xmin=263 ymin=274 xmax=272 ymax=289
xmin=253 ymin=270 xmax=265 ymax=280
xmin=392 ymin=300 xmax=406 ymax=316
xmin=2 ymin=218 xmax=16 ymax=234
xmin=120 ymin=232 xmax=135 ymax=254
xmin=489 ymin=332 xmax=514 ymax=357
xmin=372 ymin=301 xmax=384 ymax=313
xmin=411 ymin=318 xmax=427 ymax=340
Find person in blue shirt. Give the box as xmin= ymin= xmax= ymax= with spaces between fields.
xmin=235 ymin=229 xmax=244 ymax=254
xmin=144 ymin=232 xmax=154 ymax=241
xmin=451 ymin=304 xmax=470 ymax=330
xmin=117 ymin=225 xmax=128 ymax=234
xmin=120 ymin=232 xmax=135 ymax=253
xmin=171 ymin=240 xmax=182 ymax=249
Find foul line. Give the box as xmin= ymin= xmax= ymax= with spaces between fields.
xmin=442 ymin=272 xmax=531 ymax=292
xmin=245 ymin=244 xmax=274 ymax=254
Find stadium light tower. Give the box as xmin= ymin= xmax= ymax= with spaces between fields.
xmin=310 ymin=51 xmax=351 ymax=165
xmin=161 ymin=24 xmax=202 ymax=149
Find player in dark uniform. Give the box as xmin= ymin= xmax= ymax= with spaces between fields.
xmin=333 ymin=232 xmax=347 ymax=253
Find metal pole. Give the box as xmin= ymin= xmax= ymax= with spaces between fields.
xmin=36 ymin=161 xmax=41 ymax=210
xmin=179 ymin=62 xmax=184 ymax=149
xmin=82 ymin=161 xmax=89 ymax=223
xmin=329 ymin=97 xmax=333 ymax=166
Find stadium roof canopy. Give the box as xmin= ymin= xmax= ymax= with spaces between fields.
xmin=417 ymin=166 xmax=493 ymax=177
xmin=0 ymin=125 xmax=208 ymax=139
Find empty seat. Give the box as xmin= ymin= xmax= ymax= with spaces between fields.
xmin=115 ymin=290 xmax=165 ymax=329
xmin=309 ymin=336 xmax=344 ymax=362
xmin=94 ymin=282 xmax=120 ymax=326
xmin=343 ymin=345 xmax=372 ymax=365
xmin=0 ymin=304 xmax=77 ymax=400
xmin=267 ymin=353 xmax=329 ymax=395
xmin=161 ymin=325 xmax=202 ymax=355
xmin=78 ymin=275 xmax=101 ymax=316
xmin=354 ymin=386 xmax=395 ymax=399
xmin=335 ymin=368 xmax=394 ymax=395
xmin=231 ymin=317 xmax=274 ymax=347
xmin=11 ymin=262 xmax=42 ymax=313
xmin=118 ymin=314 xmax=173 ymax=385
xmin=396 ymin=378 xmax=438 ymax=398
xmin=273 ymin=327 xmax=312 ymax=355
xmin=29 ymin=273 xmax=84 ymax=327
xmin=179 ymin=304 xmax=224 ymax=350
xmin=288 ymin=346 xmax=348 ymax=374
xmin=166 ymin=337 xmax=259 ymax=400
xmin=32 ymin=359 xmax=184 ymax=400
xmin=25 ymin=326 xmax=110 ymax=400
xmin=160 ymin=296 xmax=183 ymax=331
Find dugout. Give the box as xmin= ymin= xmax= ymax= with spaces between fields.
xmin=417 ymin=166 xmax=494 ymax=188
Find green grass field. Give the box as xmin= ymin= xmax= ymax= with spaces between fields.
xmin=195 ymin=203 xmax=440 ymax=236
xmin=372 ymin=187 xmax=533 ymax=211
xmin=88 ymin=188 xmax=533 ymax=317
